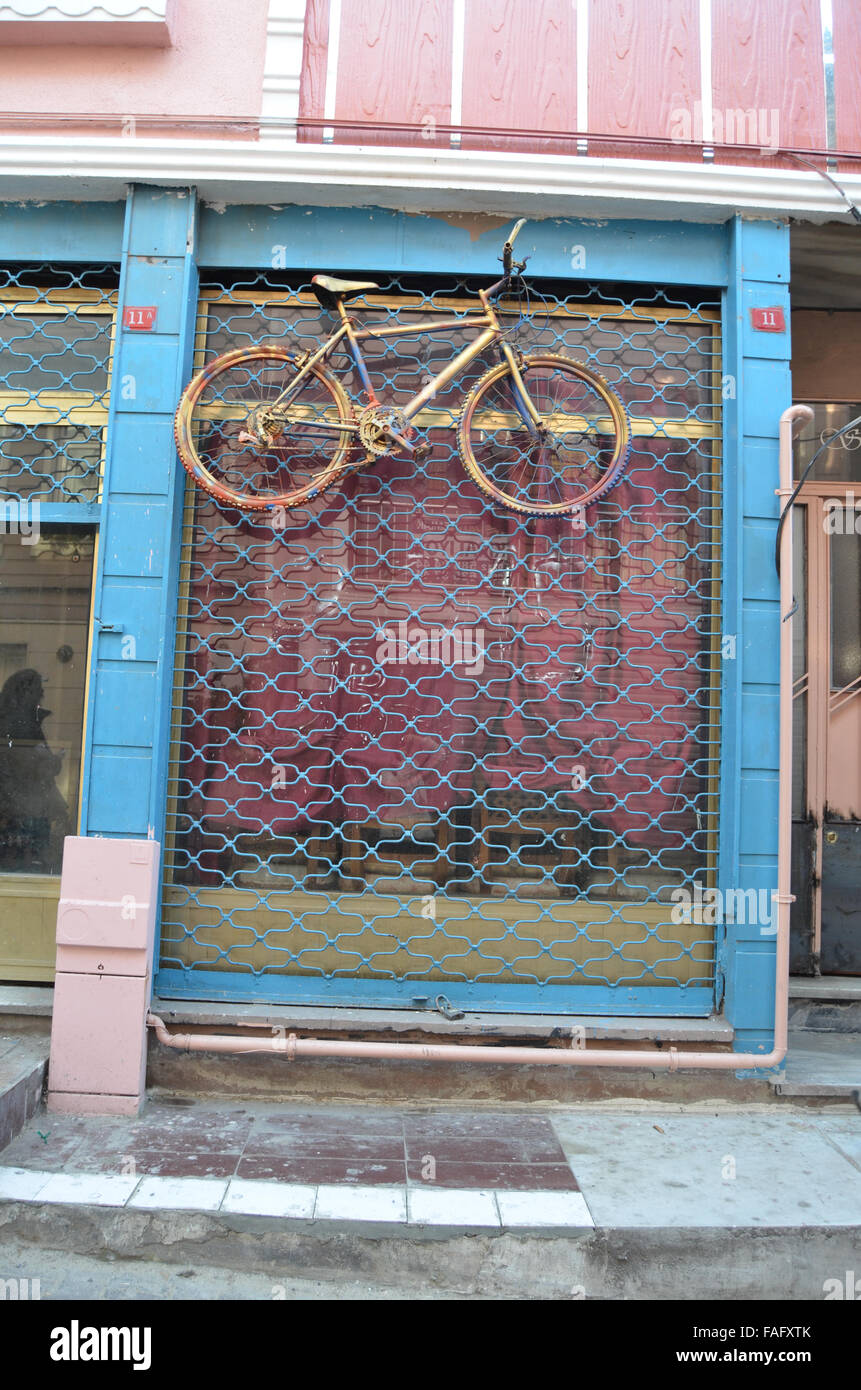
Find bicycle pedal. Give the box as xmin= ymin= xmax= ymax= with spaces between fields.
xmin=413 ymin=442 xmax=431 ymax=462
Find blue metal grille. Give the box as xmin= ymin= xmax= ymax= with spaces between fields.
xmin=0 ymin=266 xmax=115 ymax=505
xmin=159 ymin=272 xmax=722 ymax=1014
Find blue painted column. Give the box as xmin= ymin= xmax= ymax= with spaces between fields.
xmin=720 ymin=216 xmax=791 ymax=1061
xmin=80 ymin=185 xmax=198 ymax=845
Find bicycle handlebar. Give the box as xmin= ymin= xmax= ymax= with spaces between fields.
xmin=502 ymin=218 xmax=527 ymax=274
xmin=484 ymin=219 xmax=529 ymax=299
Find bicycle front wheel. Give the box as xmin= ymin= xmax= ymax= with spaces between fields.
xmin=174 ymin=346 xmax=354 ymax=512
xmin=458 ymin=353 xmax=630 ymax=516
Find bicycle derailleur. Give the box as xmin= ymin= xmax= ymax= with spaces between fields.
xmin=238 ymin=404 xmax=284 ymax=450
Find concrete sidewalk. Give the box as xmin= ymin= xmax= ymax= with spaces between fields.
xmin=1 ymin=1095 xmax=859 ymax=1298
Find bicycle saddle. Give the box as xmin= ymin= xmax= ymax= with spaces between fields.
xmin=311 ymin=274 xmax=379 ymax=309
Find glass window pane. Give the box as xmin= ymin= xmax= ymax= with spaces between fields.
xmin=0 ymin=312 xmax=110 ymax=396
xmin=0 ymin=423 xmax=102 ymax=502
xmin=0 ymin=527 xmax=94 ymax=874
xmin=794 ymin=403 xmax=861 ymax=483
xmin=830 ymin=530 xmax=861 ymax=690
xmin=792 ymin=508 xmax=807 ymax=817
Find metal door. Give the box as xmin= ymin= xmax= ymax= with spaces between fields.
xmin=790 ymin=405 xmax=861 ymax=974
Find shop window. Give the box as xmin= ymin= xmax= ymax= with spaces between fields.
xmin=0 ymin=289 xmax=113 ymax=503
xmin=0 ymin=527 xmax=95 ymax=874
xmin=0 ymin=269 xmax=114 ymax=979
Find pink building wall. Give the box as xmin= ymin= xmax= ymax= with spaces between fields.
xmin=0 ymin=0 xmax=269 ymax=129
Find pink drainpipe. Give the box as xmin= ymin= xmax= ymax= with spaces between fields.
xmin=148 ymin=405 xmax=814 ymax=1074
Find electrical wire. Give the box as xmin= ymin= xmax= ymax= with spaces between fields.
xmin=788 ymin=154 xmax=861 ymax=223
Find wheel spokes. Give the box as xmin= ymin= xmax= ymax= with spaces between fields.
xmin=185 ymin=353 xmax=349 ymax=505
xmin=466 ymin=358 xmax=624 ymax=511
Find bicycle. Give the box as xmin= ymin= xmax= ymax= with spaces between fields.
xmin=174 ymin=219 xmax=631 ymax=518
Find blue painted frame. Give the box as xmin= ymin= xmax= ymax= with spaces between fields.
xmin=155 ymin=969 xmax=714 ymax=1015
xmin=0 ymin=195 xmax=791 ymax=1047
xmin=719 ymin=217 xmax=790 ymax=1064
xmin=78 ymin=187 xmax=199 ymax=844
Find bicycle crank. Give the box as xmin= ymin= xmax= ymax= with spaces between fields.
xmin=358 ymin=405 xmax=415 ymax=456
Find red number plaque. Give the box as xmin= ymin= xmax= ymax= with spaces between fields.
xmin=123 ymin=306 xmax=158 ymax=330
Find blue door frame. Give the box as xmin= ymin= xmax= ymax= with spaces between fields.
xmin=0 ymin=189 xmax=790 ymax=1054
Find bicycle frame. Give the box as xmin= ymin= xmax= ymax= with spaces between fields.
xmin=267 ymin=286 xmax=542 ymax=451
xmin=175 ymin=218 xmax=633 ymax=518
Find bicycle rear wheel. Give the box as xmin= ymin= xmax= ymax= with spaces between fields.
xmin=174 ymin=346 xmax=354 ymax=512
xmin=458 ymin=353 xmax=630 ymax=516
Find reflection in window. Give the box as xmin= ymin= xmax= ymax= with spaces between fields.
xmin=0 ymin=424 xmax=102 ymax=501
xmin=0 ymin=528 xmax=94 ymax=874
xmin=795 ymin=403 xmax=861 ymax=484
xmin=0 ymin=288 xmax=113 ymax=504
xmin=831 ymin=529 xmax=861 ymax=691
xmin=792 ymin=508 xmax=808 ymax=818
xmin=0 ymin=312 xmax=110 ymax=396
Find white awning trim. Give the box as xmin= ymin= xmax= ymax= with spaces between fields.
xmin=0 ymin=134 xmax=858 ymax=223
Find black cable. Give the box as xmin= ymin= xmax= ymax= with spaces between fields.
xmin=775 ymin=411 xmax=861 ymax=577
xmin=789 ymin=154 xmax=861 ymax=224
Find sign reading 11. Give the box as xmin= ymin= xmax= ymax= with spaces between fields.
xmin=123 ymin=306 xmax=158 ymax=331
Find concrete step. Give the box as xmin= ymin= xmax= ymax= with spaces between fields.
xmin=788 ymin=976 xmax=861 ymax=1033
xmin=143 ymin=998 xmax=763 ymax=1105
xmin=150 ymin=996 xmax=735 ymax=1042
xmin=772 ymin=1030 xmax=861 ymax=1098
xmin=789 ymin=976 xmax=861 ymax=1000
xmin=3 ymin=1190 xmax=858 ymax=1299
xmin=1 ymin=1097 xmax=860 ymax=1299
xmin=0 ymin=1036 xmax=49 ymax=1151
xmin=0 ymin=1238 xmax=464 ymax=1300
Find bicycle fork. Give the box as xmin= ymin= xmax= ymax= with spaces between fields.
xmin=479 ymin=288 xmax=543 ymax=440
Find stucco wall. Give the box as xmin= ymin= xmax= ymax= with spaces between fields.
xmin=0 ymin=0 xmax=268 ymax=122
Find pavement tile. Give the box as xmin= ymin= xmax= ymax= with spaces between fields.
xmin=496 ymin=1190 xmax=594 ymax=1229
xmin=0 ymin=1130 xmax=85 ymax=1171
xmin=314 ymin=1184 xmax=407 ymax=1223
xmin=0 ymin=1165 xmax=52 ymax=1200
xmin=242 ymin=1132 xmax=406 ymax=1160
xmin=222 ymin=1179 xmax=316 ymax=1218
xmin=403 ymin=1134 xmax=566 ymax=1163
xmin=408 ymin=1186 xmax=500 ymax=1227
xmin=114 ymin=1150 xmax=242 ymax=1180
xmin=36 ymin=1173 xmax=140 ymax=1207
xmin=128 ymin=1119 xmax=254 ymax=1150
xmin=406 ymin=1159 xmax=579 ymax=1191
xmin=251 ymin=1108 xmax=405 ymax=1138
xmin=403 ymin=1112 xmax=553 ymax=1139
xmin=814 ymin=1117 xmax=861 ymax=1171
xmin=237 ymin=1155 xmax=406 ymax=1185
xmin=127 ymin=1176 xmax=228 ymax=1212
xmin=553 ymin=1112 xmax=861 ymax=1227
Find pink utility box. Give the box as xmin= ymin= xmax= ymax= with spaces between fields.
xmin=48 ymin=836 xmax=160 ymax=1117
